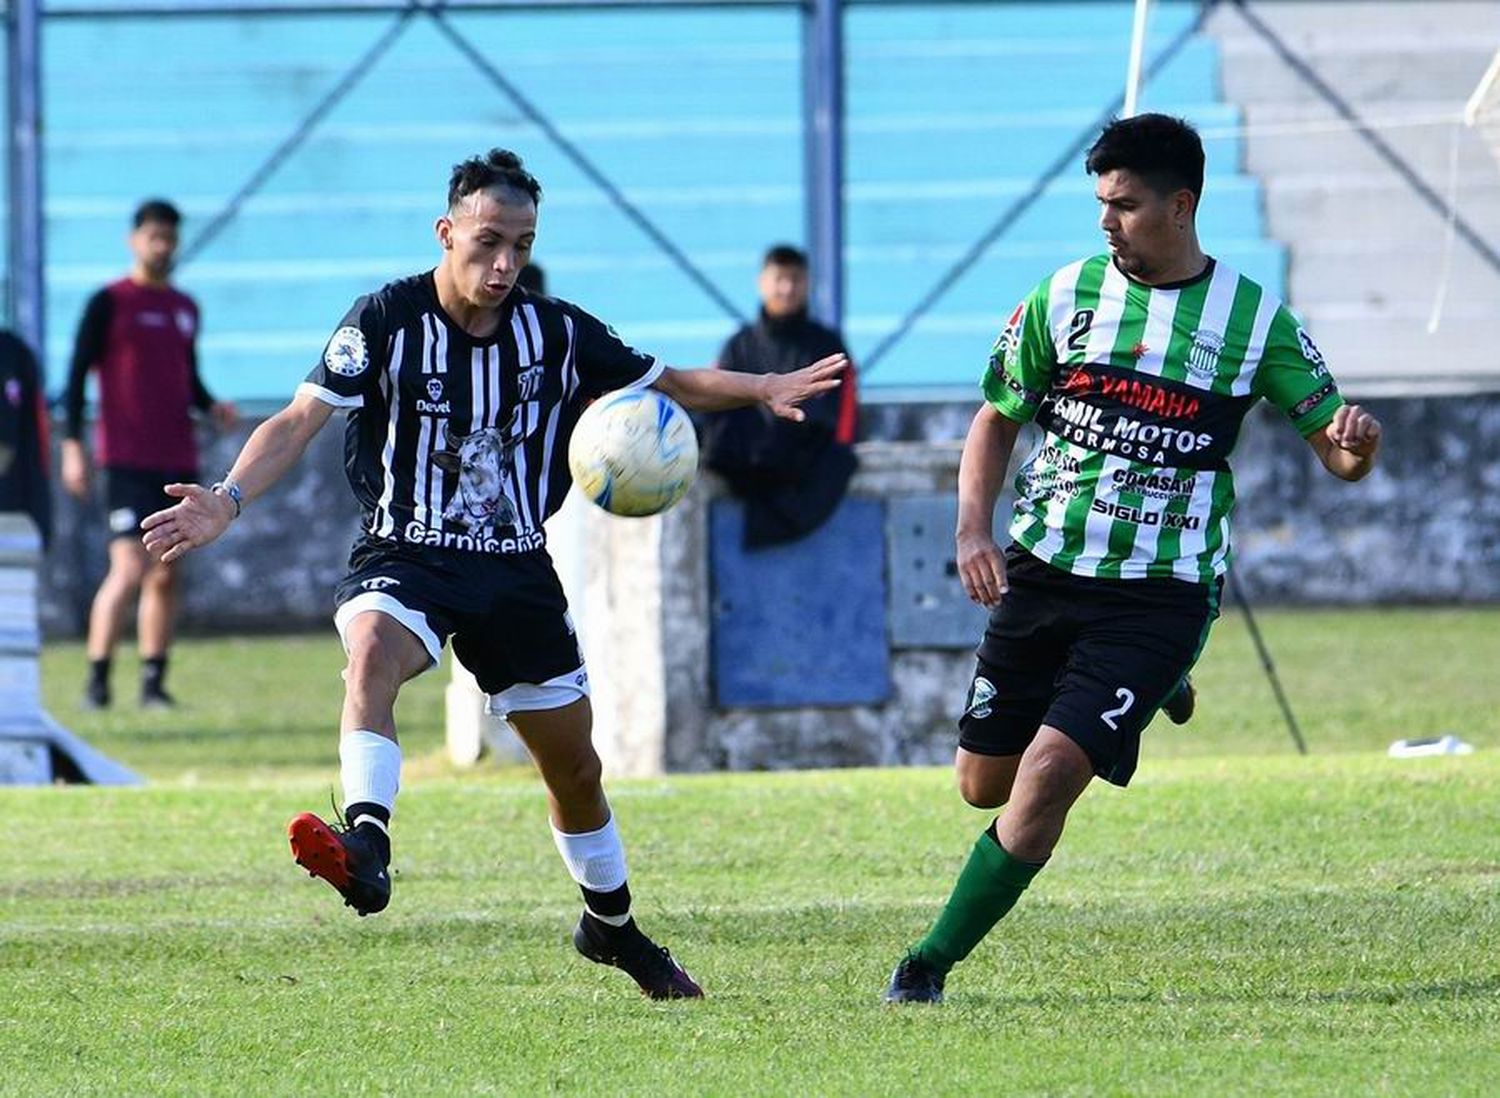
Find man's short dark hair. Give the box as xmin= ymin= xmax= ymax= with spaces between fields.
xmin=762 ymin=244 xmax=808 ymax=270
xmin=133 ymin=199 xmax=182 ymax=229
xmin=448 ymin=148 xmax=543 ymax=210
xmin=1085 ymin=113 xmax=1205 ymax=201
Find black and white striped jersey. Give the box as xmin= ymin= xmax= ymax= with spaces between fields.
xmin=299 ymin=270 xmax=663 ymax=555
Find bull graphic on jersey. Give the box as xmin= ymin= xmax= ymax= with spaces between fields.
xmin=429 ymin=406 xmax=532 ymax=533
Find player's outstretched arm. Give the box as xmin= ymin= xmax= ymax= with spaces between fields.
xmin=141 ymin=392 xmax=336 ymax=563
xmin=1306 ymin=403 xmax=1381 ymax=482
xmin=653 ymin=352 xmax=847 ymax=420
xmin=957 ymin=404 xmax=1023 ymax=609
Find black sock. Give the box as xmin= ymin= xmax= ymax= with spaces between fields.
xmin=582 ymin=882 xmax=634 ymax=936
xmin=88 ymin=658 xmax=111 ymax=689
xmin=142 ymin=656 xmax=168 ymax=696
xmin=345 ymin=801 xmax=392 ymax=865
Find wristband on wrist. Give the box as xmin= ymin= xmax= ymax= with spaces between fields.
xmin=211 ymin=478 xmax=244 ymax=519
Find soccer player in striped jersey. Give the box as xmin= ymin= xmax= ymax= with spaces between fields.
xmin=142 ymin=149 xmax=846 ymax=1000
xmin=885 ymin=114 xmax=1382 ymax=1004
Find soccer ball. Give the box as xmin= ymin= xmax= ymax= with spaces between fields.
xmin=568 ymin=388 xmax=699 ymax=517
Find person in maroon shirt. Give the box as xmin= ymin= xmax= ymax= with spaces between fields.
xmin=61 ymin=199 xmax=237 ymax=709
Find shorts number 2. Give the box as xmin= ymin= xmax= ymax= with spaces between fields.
xmin=1101 ymin=688 xmax=1136 ymax=730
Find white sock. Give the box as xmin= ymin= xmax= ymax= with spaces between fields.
xmin=340 ymin=729 xmax=401 ymax=816
xmin=551 ymin=815 xmax=631 ymax=925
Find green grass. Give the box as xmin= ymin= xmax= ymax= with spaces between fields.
xmin=4 ymin=608 xmax=1498 ymax=1096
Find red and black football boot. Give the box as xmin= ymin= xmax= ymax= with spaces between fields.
xmin=572 ymin=912 xmax=704 ymax=1000
xmin=287 ymin=809 xmax=391 ymax=917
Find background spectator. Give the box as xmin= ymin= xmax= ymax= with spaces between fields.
xmin=61 ymin=198 xmax=238 ymax=709
xmin=700 ymin=244 xmax=859 ymax=546
xmin=0 ymin=329 xmax=52 ymax=546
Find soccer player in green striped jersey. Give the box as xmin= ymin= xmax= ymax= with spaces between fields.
xmin=885 ymin=114 xmax=1382 ymax=1004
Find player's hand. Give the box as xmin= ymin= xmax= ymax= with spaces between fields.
xmin=762 ymin=353 xmax=847 ymax=421
xmin=60 ymin=440 xmax=90 ymax=499
xmin=140 ymin=483 xmax=235 ymax=563
xmin=1326 ymin=404 xmax=1380 ymax=457
xmin=956 ymin=529 xmax=1008 ymax=609
xmin=210 ymin=400 xmax=240 ymax=430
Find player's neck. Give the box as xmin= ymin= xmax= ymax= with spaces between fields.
xmin=433 ymin=266 xmax=503 ymax=339
xmin=1132 ymin=241 xmax=1209 ymax=287
xmin=128 ymin=266 xmax=171 ymax=289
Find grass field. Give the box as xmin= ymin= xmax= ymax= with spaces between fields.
xmin=4 ymin=608 xmax=1498 ymax=1096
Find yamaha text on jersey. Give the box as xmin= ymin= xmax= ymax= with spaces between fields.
xmin=985 ymin=254 xmax=1343 ymax=584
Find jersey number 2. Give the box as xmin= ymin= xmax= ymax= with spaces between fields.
xmin=1066 ymin=309 xmax=1095 ymax=352
xmin=1101 ymin=688 xmax=1135 ymax=730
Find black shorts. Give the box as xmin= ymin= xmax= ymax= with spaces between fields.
xmin=104 ymin=467 xmax=196 ymax=541
xmin=958 ymin=545 xmax=1221 ymax=787
xmin=333 ymin=538 xmax=585 ymax=705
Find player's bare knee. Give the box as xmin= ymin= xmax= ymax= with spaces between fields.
xmin=1024 ymin=737 xmax=1092 ymax=792
xmin=957 ymin=771 xmax=1008 ymax=809
xmin=107 ymin=559 xmax=147 ymax=593
xmin=344 ymin=633 xmax=407 ymax=697
xmin=548 ymin=747 xmax=604 ymax=803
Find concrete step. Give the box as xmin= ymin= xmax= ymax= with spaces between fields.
xmin=1205 ymin=3 xmax=1500 ymax=106
xmin=1261 ymin=175 xmax=1500 ymax=246
xmin=1290 ymin=305 xmax=1499 ymax=387
xmin=1216 ymin=46 xmax=1495 ymax=106
xmin=1206 ymin=2 xmax=1500 ymax=47
xmin=1286 ymin=240 xmax=1500 ymax=307
xmin=1230 ymin=103 xmax=1500 ymax=180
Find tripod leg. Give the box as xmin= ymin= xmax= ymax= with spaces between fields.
xmin=1230 ymin=579 xmax=1309 ymax=755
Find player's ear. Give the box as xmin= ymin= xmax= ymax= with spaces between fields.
xmin=1173 ymin=188 xmax=1197 ymax=225
xmin=435 ymin=216 xmax=454 ymax=250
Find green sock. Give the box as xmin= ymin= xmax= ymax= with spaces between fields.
xmin=911 ymin=825 xmax=1046 ymax=973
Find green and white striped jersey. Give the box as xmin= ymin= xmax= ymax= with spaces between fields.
xmin=984 ymin=254 xmax=1342 ymax=584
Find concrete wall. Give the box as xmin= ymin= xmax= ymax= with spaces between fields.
xmin=41 ymin=392 xmax=1500 ymax=637
xmin=39 ymin=419 xmax=364 ymax=639
xmin=37 ymin=393 xmax=1500 ymax=775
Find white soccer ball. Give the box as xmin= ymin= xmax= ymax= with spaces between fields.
xmin=568 ymin=388 xmax=699 ymax=517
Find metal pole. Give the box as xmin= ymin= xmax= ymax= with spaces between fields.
xmin=802 ymin=0 xmax=843 ymax=328
xmin=1229 ymin=579 xmax=1308 ymax=756
xmin=6 ymin=0 xmax=46 ymax=369
xmin=1122 ymin=0 xmax=1151 ymax=117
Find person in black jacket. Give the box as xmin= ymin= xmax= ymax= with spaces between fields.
xmin=701 ymin=244 xmax=860 ymax=546
xmin=0 ymin=330 xmax=52 ymax=547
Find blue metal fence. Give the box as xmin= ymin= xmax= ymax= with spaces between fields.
xmin=7 ymin=0 xmax=1274 ymax=401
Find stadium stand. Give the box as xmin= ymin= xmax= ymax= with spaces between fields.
xmin=15 ymin=1 xmax=1276 ymax=398
xmin=1205 ymin=1 xmax=1500 ymax=390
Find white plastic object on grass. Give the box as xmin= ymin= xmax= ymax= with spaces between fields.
xmin=1387 ymin=735 xmax=1475 ymax=759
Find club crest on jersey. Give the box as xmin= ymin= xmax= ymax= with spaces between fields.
xmin=1186 ymin=329 xmax=1224 ymax=380
xmin=426 ymin=378 xmax=444 ymax=402
xmin=517 ymin=365 xmax=544 ymax=401
xmin=324 ymin=326 xmax=369 ymax=377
